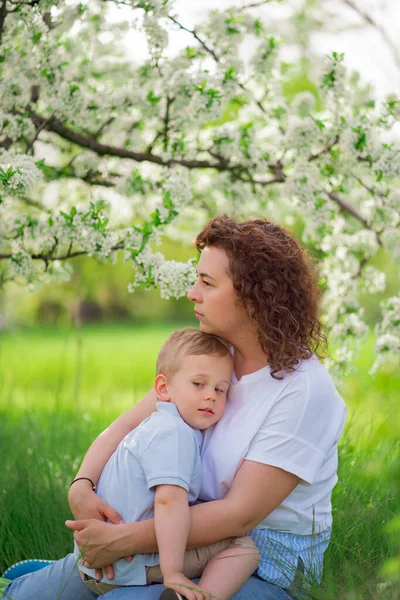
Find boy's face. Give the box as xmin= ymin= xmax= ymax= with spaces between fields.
xmin=156 ymin=353 xmax=233 ymax=430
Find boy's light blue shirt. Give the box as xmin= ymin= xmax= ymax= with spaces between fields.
xmin=77 ymin=402 xmax=203 ymax=586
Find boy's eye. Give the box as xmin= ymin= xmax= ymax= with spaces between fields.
xmin=216 ymin=388 xmax=225 ymax=394
xmin=193 ymin=382 xmax=202 ymax=387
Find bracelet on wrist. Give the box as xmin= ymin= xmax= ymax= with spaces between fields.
xmin=69 ymin=477 xmax=97 ymax=493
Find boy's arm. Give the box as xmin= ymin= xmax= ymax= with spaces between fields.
xmin=69 ymin=388 xmax=157 ymax=522
xmin=154 ymin=484 xmax=189 ymax=577
xmin=154 ymin=485 xmax=208 ymax=600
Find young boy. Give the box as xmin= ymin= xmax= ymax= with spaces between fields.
xmin=75 ymin=328 xmax=259 ymax=600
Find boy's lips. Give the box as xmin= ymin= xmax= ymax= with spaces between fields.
xmin=198 ymin=408 xmax=214 ymax=416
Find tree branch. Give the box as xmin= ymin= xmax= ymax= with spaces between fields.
xmin=354 ymin=175 xmax=387 ymax=199
xmin=42 ymin=163 xmax=119 ymax=188
xmin=168 ymin=16 xmax=266 ymax=114
xmin=94 ymin=116 xmax=116 ymax=139
xmin=0 ymin=137 xmax=13 ymax=150
xmin=162 ymin=96 xmax=174 ymax=152
xmin=146 ymin=96 xmax=175 ymax=154
xmin=327 ymin=190 xmax=382 ymax=243
xmin=342 ymin=0 xmax=400 ymax=71
xmin=9 ymin=109 xmax=383 ymax=236
xmin=238 ymin=1 xmax=273 ymax=9
xmin=0 ymin=241 xmax=125 ymax=262
xmin=309 ymin=135 xmax=340 ymax=161
xmin=0 ymin=0 xmax=7 ymax=45
xmin=168 ymin=16 xmax=220 ymax=62
xmin=16 ymin=195 xmax=51 ymax=213
xmin=24 ymin=109 xmax=227 ymax=171
xmin=26 ymin=111 xmax=55 ymax=154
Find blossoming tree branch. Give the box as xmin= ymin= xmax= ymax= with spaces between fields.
xmin=0 ymin=0 xmax=399 ymax=374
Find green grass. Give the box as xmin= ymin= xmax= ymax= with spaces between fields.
xmin=0 ymin=322 xmax=178 ymax=413
xmin=0 ymin=324 xmax=399 ymax=599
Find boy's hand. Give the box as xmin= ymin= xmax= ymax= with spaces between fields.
xmin=164 ymin=572 xmax=212 ymax=600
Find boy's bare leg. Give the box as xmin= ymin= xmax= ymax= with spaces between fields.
xmin=197 ymin=546 xmax=260 ymax=600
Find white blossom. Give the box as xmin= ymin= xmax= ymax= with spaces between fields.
xmin=370 ymin=296 xmax=400 ymax=374
xmin=292 ymin=92 xmax=316 ymax=118
xmin=0 ymin=152 xmax=42 ymax=196
xmin=0 ymin=0 xmax=399 ymax=375
xmin=163 ymin=168 xmax=192 ymax=207
xmin=142 ymin=14 xmax=169 ymax=54
xmin=361 ymin=266 xmax=386 ymax=295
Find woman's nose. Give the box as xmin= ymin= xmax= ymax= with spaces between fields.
xmin=187 ymin=281 xmax=200 ymax=302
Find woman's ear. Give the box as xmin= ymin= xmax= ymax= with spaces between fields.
xmin=154 ymin=374 xmax=171 ymax=401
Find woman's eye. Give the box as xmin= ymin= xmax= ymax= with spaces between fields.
xmin=203 ymin=280 xmax=212 ymax=287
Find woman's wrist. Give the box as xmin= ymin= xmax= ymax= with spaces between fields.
xmin=70 ymin=477 xmax=97 ymax=492
xmin=113 ymin=521 xmax=142 ymax=557
xmin=68 ymin=478 xmax=95 ymax=501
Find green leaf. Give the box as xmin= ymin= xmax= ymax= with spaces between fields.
xmin=185 ymin=47 xmax=197 ymax=60
xmin=32 ymin=31 xmax=42 ymax=44
xmin=320 ymin=163 xmax=335 ymax=178
xmin=147 ymin=90 xmax=161 ymax=105
xmin=352 ymin=126 xmax=367 ymax=151
xmin=271 ymin=106 xmax=287 ymax=120
xmin=313 ymin=119 xmax=325 ymax=130
xmin=251 ymin=18 xmax=263 ymax=35
xmin=224 ymin=67 xmax=236 ymax=82
xmin=332 ymin=51 xmax=344 ymax=61
xmin=194 ymin=80 xmax=207 ymax=93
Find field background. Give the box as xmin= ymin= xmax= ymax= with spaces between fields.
xmin=0 ymin=323 xmax=399 ymax=599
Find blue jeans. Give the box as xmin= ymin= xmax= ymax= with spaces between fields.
xmin=4 ymin=553 xmax=292 ymax=600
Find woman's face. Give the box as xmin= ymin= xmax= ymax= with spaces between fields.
xmin=187 ymin=246 xmax=250 ymax=340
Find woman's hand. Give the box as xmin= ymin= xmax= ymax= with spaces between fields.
xmin=65 ymin=518 xmax=133 ymax=580
xmin=68 ymin=482 xmax=127 ymax=580
xmin=68 ymin=481 xmax=123 ymax=524
xmin=164 ymin=572 xmax=211 ymax=600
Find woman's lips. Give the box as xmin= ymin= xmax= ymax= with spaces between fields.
xmin=195 ymin=310 xmax=204 ymax=319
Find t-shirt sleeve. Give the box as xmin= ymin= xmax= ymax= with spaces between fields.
xmin=140 ymin=424 xmax=197 ymax=492
xmin=245 ymin=372 xmax=341 ymax=484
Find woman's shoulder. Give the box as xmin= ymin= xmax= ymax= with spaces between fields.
xmin=286 ymin=355 xmax=335 ymax=386
xmin=287 ymin=356 xmax=346 ymax=413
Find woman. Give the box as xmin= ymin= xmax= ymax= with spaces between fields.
xmin=5 ymin=216 xmax=346 ymax=600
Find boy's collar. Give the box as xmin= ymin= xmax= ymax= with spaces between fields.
xmin=155 ymin=401 xmax=181 ymax=417
xmin=155 ymin=401 xmax=203 ymax=445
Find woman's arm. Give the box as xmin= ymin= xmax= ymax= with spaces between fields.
xmin=67 ymin=459 xmax=300 ymax=567
xmin=68 ymin=388 xmax=157 ymax=521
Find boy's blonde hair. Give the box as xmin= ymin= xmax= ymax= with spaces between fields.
xmin=156 ymin=328 xmax=232 ymax=378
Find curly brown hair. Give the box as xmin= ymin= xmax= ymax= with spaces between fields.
xmin=196 ymin=215 xmax=327 ymax=379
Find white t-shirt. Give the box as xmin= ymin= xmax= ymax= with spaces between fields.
xmin=200 ymin=356 xmax=346 ymax=535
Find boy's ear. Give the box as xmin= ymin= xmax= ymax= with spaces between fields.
xmin=154 ymin=374 xmax=171 ymax=401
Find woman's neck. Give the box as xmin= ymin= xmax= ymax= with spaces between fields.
xmin=231 ymin=332 xmax=269 ymax=380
